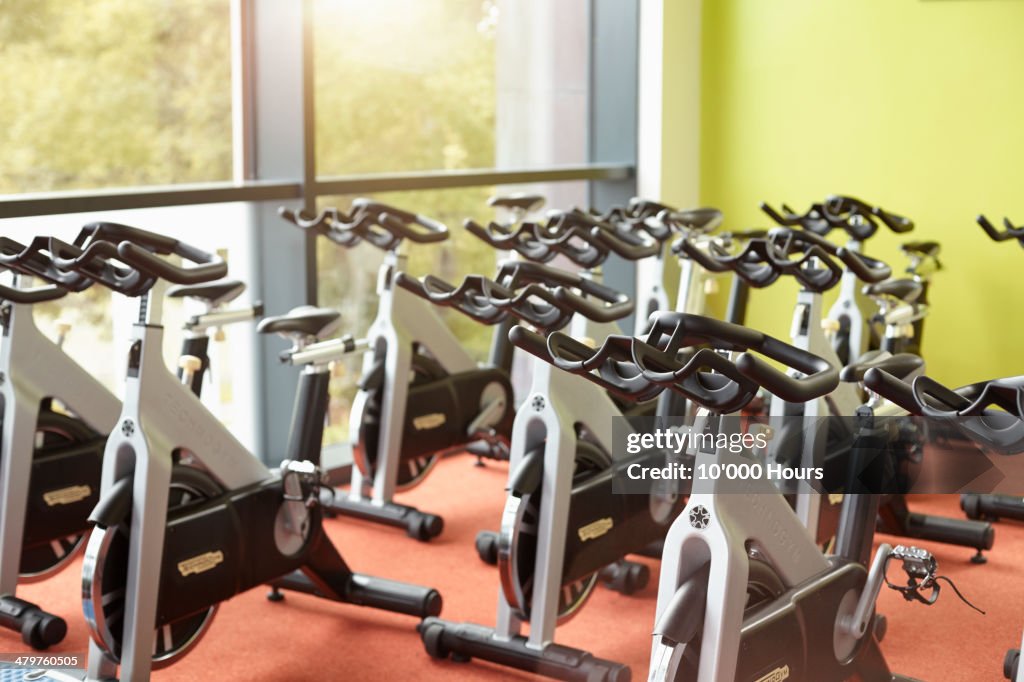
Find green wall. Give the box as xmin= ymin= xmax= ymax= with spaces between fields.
xmin=677 ymin=0 xmax=1024 ymax=386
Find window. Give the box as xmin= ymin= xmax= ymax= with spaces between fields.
xmin=0 ymin=204 xmax=257 ymax=449
xmin=314 ymin=182 xmax=585 ymax=444
xmin=313 ymin=0 xmax=590 ymax=177
xmin=0 ymin=0 xmax=232 ymax=194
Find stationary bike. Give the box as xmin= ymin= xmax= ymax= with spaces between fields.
xmin=762 ymin=195 xmax=915 ymax=365
xmin=39 ymin=224 xmax=440 ymax=682
xmin=677 ymin=225 xmax=995 ymax=558
xmin=957 ymin=215 xmax=1024 ymax=526
xmin=415 ymin=234 xmax=686 ymax=680
xmin=0 ymin=236 xmax=259 ymax=651
xmin=861 ymin=368 xmax=1023 ymax=681
xmin=535 ymin=311 xmax=969 ymax=681
xmin=279 ymin=199 xmax=518 ymax=540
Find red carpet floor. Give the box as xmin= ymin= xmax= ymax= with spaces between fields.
xmin=4 ymin=457 xmax=1021 ymax=681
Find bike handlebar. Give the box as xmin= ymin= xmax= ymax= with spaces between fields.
xmin=864 ymin=368 xmax=1024 ymax=453
xmin=511 ymin=312 xmax=838 ymax=412
xmin=977 ymin=215 xmax=1024 ymax=247
xmin=762 ymin=195 xmax=914 ymax=241
xmin=395 ymin=261 xmax=633 ymax=331
xmin=48 ymin=222 xmax=226 ymax=295
xmin=280 ymin=199 xmax=450 ymax=252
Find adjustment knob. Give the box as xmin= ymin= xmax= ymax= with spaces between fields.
xmin=178 ymin=355 xmax=203 ymax=373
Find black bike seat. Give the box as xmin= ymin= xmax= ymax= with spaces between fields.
xmin=864 ymin=278 xmax=921 ymax=303
xmin=488 ymin=194 xmax=545 ymax=213
xmin=166 ymin=279 xmax=246 ymax=306
xmin=901 ymin=241 xmax=940 ymax=259
xmin=840 ymin=351 xmax=924 ymax=383
xmin=257 ymin=306 xmax=341 ymax=339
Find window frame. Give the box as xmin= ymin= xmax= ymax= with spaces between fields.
xmin=0 ymin=0 xmax=639 ymax=463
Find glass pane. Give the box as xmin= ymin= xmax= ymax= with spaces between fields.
xmin=313 ymin=182 xmax=586 ymax=445
xmin=0 ymin=204 xmax=258 ymax=449
xmin=313 ymin=0 xmax=589 ymax=176
xmin=0 ymin=0 xmax=233 ymax=193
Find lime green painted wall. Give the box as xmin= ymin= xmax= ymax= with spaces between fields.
xmin=684 ymin=0 xmax=1024 ymax=386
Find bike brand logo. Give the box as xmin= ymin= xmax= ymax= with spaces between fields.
xmin=413 ymin=413 xmax=447 ymax=431
xmin=177 ymin=551 xmax=225 ymax=577
xmin=689 ymin=505 xmax=711 ymax=530
xmin=43 ymin=485 xmax=92 ymax=507
xmin=754 ymin=665 xmax=790 ymax=682
xmin=578 ymin=517 xmax=613 ymax=541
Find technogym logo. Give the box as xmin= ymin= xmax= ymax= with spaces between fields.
xmin=177 ymin=551 xmax=225 ymax=577
xmin=43 ymin=485 xmax=92 ymax=506
xmin=413 ymin=413 xmax=447 ymax=431
xmin=754 ymin=665 xmax=790 ymax=682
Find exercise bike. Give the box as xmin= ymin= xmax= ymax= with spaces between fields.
xmin=36 ymin=224 xmax=440 ymax=682
xmin=862 ymin=367 xmax=1023 ymax=681
xmin=762 ymin=195 xmax=914 ymax=365
xmin=279 ymin=199 xmax=520 ymax=541
xmin=677 ymin=225 xmax=995 ymax=558
xmin=415 ymin=241 xmax=686 ymax=680
xmin=957 ymin=215 xmax=1024 ymax=526
xmin=0 ymin=235 xmax=260 ymax=651
xmin=533 ymin=311 xmax=973 ymax=681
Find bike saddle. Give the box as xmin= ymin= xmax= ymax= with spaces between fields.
xmin=839 ymin=350 xmax=924 ymax=384
xmin=488 ymin=194 xmax=545 ymax=213
xmin=901 ymin=240 xmax=941 ymax=260
xmin=167 ymin=279 xmax=246 ymax=307
xmin=977 ymin=214 xmax=1024 ymax=248
xmin=863 ymin=278 xmax=922 ymax=304
xmin=257 ymin=306 xmax=341 ymax=340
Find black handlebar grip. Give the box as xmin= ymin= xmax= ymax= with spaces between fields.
xmin=508 ymin=324 xmax=553 ymax=361
xmin=863 ymin=367 xmax=921 ymax=414
xmin=117 ymin=242 xmax=227 ymax=284
xmin=591 ymin=227 xmax=661 ymax=261
xmin=379 ymin=211 xmax=449 ymax=244
xmin=553 ymin=286 xmax=633 ymax=323
xmin=0 ymin=283 xmax=68 ymax=304
xmin=872 ymin=207 xmax=915 ymax=234
xmin=735 ymin=345 xmax=838 ymax=403
xmin=836 ymin=247 xmax=892 ymax=283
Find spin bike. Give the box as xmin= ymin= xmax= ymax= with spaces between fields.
xmin=762 ymin=195 xmax=914 ymax=365
xmin=415 ymin=239 xmax=686 ymax=680
xmin=0 ymin=234 xmax=260 ymax=651
xmin=862 ymin=367 xmax=1023 ymax=681
xmin=677 ymin=226 xmax=995 ymax=557
xmin=535 ymin=311 xmax=973 ymax=682
xmin=957 ymin=215 xmax=1024 ymax=526
xmin=39 ymin=224 xmax=440 ymax=682
xmin=278 ymin=199 xmax=519 ymax=540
